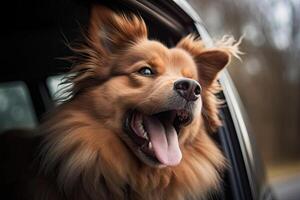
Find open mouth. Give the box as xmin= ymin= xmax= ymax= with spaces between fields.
xmin=123 ymin=109 xmax=193 ymax=167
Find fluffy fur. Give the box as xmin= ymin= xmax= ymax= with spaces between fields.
xmin=0 ymin=5 xmax=241 ymax=200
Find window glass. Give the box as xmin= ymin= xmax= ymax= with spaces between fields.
xmin=47 ymin=75 xmax=72 ymax=102
xmin=0 ymin=81 xmax=37 ymax=132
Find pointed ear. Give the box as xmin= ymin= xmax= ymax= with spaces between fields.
xmin=177 ymin=35 xmax=239 ymax=87
xmin=89 ymin=4 xmax=148 ymax=54
xmin=64 ymin=5 xmax=148 ymax=99
xmin=194 ymin=49 xmax=230 ymax=86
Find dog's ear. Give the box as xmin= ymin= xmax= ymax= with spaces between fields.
xmin=177 ymin=35 xmax=240 ymax=87
xmin=89 ymin=4 xmax=148 ymax=54
xmin=63 ymin=5 xmax=148 ymax=99
xmin=194 ymin=49 xmax=230 ymax=87
xmin=177 ymin=35 xmax=241 ymax=132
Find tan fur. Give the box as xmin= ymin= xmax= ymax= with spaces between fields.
xmin=38 ymin=5 xmax=241 ymax=200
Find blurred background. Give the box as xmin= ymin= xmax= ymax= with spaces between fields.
xmin=187 ymin=0 xmax=300 ymax=196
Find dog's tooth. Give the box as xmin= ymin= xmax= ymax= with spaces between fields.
xmin=140 ymin=123 xmax=145 ymax=130
xmin=139 ymin=125 xmax=144 ymax=131
xmin=139 ymin=124 xmax=145 ymax=132
xmin=143 ymin=131 xmax=148 ymax=139
xmin=148 ymin=142 xmax=152 ymax=149
xmin=143 ymin=131 xmax=149 ymax=140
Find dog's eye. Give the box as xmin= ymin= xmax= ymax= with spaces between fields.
xmin=138 ymin=67 xmax=154 ymax=76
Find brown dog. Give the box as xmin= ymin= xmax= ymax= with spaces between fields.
xmin=0 ymin=5 xmax=241 ymax=200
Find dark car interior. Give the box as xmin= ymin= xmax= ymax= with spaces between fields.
xmin=0 ymin=0 xmax=195 ymax=118
xmin=0 ymin=0 xmax=271 ymax=199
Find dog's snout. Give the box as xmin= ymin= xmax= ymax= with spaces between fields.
xmin=174 ymin=78 xmax=202 ymax=101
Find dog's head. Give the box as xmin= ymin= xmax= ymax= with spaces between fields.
xmin=66 ymin=5 xmax=238 ymax=168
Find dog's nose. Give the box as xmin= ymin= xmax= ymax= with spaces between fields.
xmin=174 ymin=78 xmax=202 ymax=101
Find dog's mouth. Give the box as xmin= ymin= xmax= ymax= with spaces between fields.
xmin=123 ymin=109 xmax=193 ymax=167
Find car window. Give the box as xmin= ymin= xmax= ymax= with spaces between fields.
xmin=0 ymin=81 xmax=37 ymax=133
xmin=47 ymin=75 xmax=72 ymax=103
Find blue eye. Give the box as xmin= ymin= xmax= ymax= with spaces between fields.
xmin=138 ymin=67 xmax=154 ymax=76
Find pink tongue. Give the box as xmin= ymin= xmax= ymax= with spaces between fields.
xmin=143 ymin=115 xmax=182 ymax=166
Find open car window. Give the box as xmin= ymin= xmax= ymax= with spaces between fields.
xmin=47 ymin=75 xmax=72 ymax=103
xmin=0 ymin=81 xmax=37 ymax=132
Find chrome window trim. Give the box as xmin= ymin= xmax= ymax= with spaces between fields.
xmin=219 ymin=71 xmax=256 ymax=197
xmin=172 ymin=0 xmax=257 ymax=198
xmin=172 ymin=0 xmax=214 ymax=47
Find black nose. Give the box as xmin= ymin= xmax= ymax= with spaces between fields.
xmin=174 ymin=78 xmax=202 ymax=101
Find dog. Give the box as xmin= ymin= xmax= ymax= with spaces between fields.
xmin=0 ymin=4 xmax=241 ymax=200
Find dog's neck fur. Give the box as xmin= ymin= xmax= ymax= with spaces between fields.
xmin=37 ymin=93 xmax=225 ymax=200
